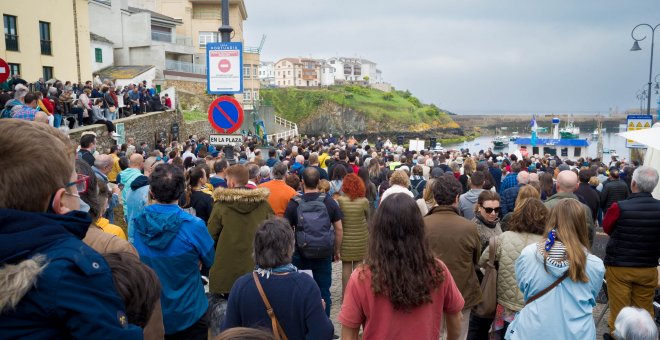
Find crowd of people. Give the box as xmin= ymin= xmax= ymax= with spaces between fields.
xmin=0 ymin=74 xmax=173 ymax=133
xmin=1 ymin=119 xmax=659 ymax=340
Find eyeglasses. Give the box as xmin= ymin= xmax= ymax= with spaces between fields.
xmin=66 ymin=174 xmax=90 ymax=194
xmin=482 ymin=207 xmax=501 ymax=214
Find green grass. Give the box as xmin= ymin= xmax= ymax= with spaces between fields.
xmin=183 ymin=110 xmax=208 ymax=123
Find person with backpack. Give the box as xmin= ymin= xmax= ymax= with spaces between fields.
xmin=410 ymin=165 xmax=427 ymax=199
xmin=284 ymin=167 xmax=344 ymax=317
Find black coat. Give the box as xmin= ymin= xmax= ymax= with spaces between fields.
xmin=600 ymin=179 xmax=629 ymax=211
xmin=576 ymin=182 xmax=600 ymax=221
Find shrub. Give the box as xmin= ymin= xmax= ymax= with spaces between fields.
xmin=382 ymin=92 xmax=394 ymax=101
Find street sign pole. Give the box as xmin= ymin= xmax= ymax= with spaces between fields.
xmin=215 ymin=0 xmax=238 ymax=162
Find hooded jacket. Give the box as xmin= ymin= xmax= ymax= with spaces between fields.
xmin=0 ymin=209 xmax=143 ymax=339
xmin=132 ymin=204 xmax=215 ymax=335
xmin=207 ymin=187 xmax=273 ymax=294
xmin=458 ymin=188 xmax=484 ymax=220
xmin=125 ymin=175 xmax=149 ymax=242
xmin=119 ymin=168 xmax=143 ymax=216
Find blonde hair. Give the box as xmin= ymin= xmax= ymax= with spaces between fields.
xmin=544 ymin=199 xmax=590 ymax=282
xmin=423 ymin=178 xmax=436 ymax=205
xmin=318 ymin=179 xmax=331 ymax=193
xmin=513 ymin=185 xmax=540 ymax=212
xmin=463 ymin=157 xmax=476 ymax=176
xmin=390 ymin=170 xmax=410 ymax=188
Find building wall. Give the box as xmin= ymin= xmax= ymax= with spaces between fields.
xmin=91 ymin=41 xmax=114 ymax=72
xmin=243 ymin=51 xmax=260 ymax=106
xmin=1 ymin=0 xmax=92 ymax=83
xmin=88 ymin=1 xmax=123 ymax=48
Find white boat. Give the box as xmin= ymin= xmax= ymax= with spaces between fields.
xmin=591 ymin=129 xmax=599 ymax=140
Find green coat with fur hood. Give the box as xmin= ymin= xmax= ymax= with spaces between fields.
xmin=207 ymin=187 xmax=273 ymax=294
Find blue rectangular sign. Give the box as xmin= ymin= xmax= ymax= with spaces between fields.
xmin=206 ymin=42 xmax=243 ymax=95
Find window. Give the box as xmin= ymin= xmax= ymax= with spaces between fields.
xmin=94 ymin=48 xmax=103 ymax=63
xmin=42 ymin=66 xmax=53 ymax=81
xmin=39 ymin=21 xmax=51 ymax=55
xmin=244 ymin=89 xmax=251 ymax=100
xmin=253 ymin=65 xmax=258 ymax=77
xmin=254 ymin=90 xmax=259 ymax=100
xmin=4 ymin=15 xmax=18 ymax=51
xmin=288 ymin=70 xmax=291 ymax=75
xmin=574 ymin=147 xmax=582 ymax=157
xmin=243 ymin=65 xmax=251 ymax=78
xmin=532 ymin=146 xmax=539 ymax=155
xmin=8 ymin=63 xmax=20 ymax=76
xmin=198 ymin=31 xmax=217 ymax=47
xmin=151 ymin=25 xmax=171 ymax=42
xmin=561 ymin=148 xmax=568 ymax=157
xmin=192 ymin=5 xmax=220 ymax=20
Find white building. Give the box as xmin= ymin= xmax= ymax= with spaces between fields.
xmin=259 ymin=61 xmax=276 ymax=87
xmin=274 ymin=58 xmax=321 ymax=87
xmin=319 ymin=61 xmax=335 ymax=86
xmin=90 ymin=33 xmax=114 ymax=73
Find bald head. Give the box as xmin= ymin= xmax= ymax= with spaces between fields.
xmin=143 ymin=156 xmax=162 ymax=176
xmin=129 ymin=153 xmax=144 ymax=169
xmin=94 ymin=154 xmax=113 ymax=174
xmin=34 ymin=111 xmax=49 ymax=124
xmin=557 ymin=170 xmax=578 ymax=193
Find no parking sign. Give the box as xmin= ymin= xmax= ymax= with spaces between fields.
xmin=208 ymin=96 xmax=244 ymax=134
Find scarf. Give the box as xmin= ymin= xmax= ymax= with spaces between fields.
xmin=255 ymin=263 xmax=298 ymax=279
xmin=476 ymin=213 xmax=499 ymax=229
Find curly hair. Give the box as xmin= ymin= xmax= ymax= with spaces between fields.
xmin=364 ymin=193 xmax=444 ymax=311
xmin=342 ymin=173 xmax=366 ymax=200
xmin=430 ymin=175 xmax=462 ymax=206
xmin=509 ymin=198 xmax=548 ymax=235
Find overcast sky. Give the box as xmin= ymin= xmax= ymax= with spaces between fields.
xmin=243 ymin=1 xmax=660 ymax=115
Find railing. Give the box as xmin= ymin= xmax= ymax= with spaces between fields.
xmin=40 ymin=40 xmax=52 ymax=55
xmin=151 ymin=31 xmax=173 ymax=43
xmin=268 ymin=115 xmax=299 ymax=141
xmin=175 ymin=37 xmax=193 ymax=46
xmin=5 ymin=34 xmax=18 ymax=51
xmin=165 ymin=59 xmax=206 ymax=75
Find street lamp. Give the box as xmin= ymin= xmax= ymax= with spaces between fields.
xmin=630 ymin=23 xmax=660 ymax=119
xmin=636 ymin=88 xmax=647 ymax=113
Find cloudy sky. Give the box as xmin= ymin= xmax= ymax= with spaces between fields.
xmin=243 ymin=1 xmax=660 ymax=115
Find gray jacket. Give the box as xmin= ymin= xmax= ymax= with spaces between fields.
xmin=459 ymin=188 xmax=484 ymax=220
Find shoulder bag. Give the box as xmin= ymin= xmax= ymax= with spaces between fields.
xmin=472 ymin=236 xmax=499 ymax=318
xmin=525 ymin=271 xmax=569 ymax=306
xmin=252 ymin=272 xmax=288 ymax=340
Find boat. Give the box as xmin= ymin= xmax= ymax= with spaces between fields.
xmin=492 ymin=136 xmax=509 ymax=148
xmin=536 ymin=126 xmax=549 ymax=133
xmin=591 ymin=129 xmax=599 ymax=140
xmin=510 ymin=132 xmax=519 ymax=141
xmin=559 ymin=121 xmax=580 ymax=139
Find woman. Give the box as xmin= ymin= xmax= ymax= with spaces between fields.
xmin=78 ymin=87 xmax=93 ymax=125
xmin=90 ymin=99 xmax=120 ymax=137
xmin=358 ymin=167 xmax=377 ymax=212
xmin=329 ymin=164 xmax=347 ymax=198
xmin=337 ymin=173 xmax=370 ymax=299
xmin=179 ymin=166 xmax=214 ymax=224
xmin=416 ymin=178 xmax=436 ymax=216
xmin=379 ymin=170 xmax=414 ymax=203
xmin=539 ymin=172 xmax=555 ymax=200
xmin=472 ymin=191 xmax=503 ymax=251
xmin=460 ymin=157 xmax=476 ymax=193
xmin=101 ymin=85 xmax=116 ymax=121
xmin=410 ymin=165 xmax=427 ymax=199
xmin=500 ymin=185 xmax=540 ymax=232
xmin=504 ymin=199 xmax=604 ymax=340
xmin=475 ymin=198 xmax=548 ymax=339
xmin=222 ymin=217 xmax=334 ymax=339
xmin=339 ymin=194 xmax=465 ymax=339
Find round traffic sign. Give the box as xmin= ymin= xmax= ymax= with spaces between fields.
xmin=218 ymin=59 xmax=231 ymax=73
xmin=0 ymin=58 xmax=10 ymax=84
xmin=208 ymin=96 xmax=244 ymax=134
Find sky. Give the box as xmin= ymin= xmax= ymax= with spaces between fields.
xmin=243 ymin=1 xmax=660 ymax=115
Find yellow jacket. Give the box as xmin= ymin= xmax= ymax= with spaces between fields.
xmin=108 ymin=153 xmax=121 ymax=182
xmin=96 ymin=217 xmax=127 ymax=240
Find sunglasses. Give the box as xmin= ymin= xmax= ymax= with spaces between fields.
xmin=66 ymin=174 xmax=90 ymax=194
xmin=482 ymin=207 xmax=501 ymax=214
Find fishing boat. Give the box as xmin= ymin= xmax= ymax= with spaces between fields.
xmin=559 ymin=121 xmax=580 ymax=139
xmin=510 ymin=132 xmax=519 ymax=141
xmin=492 ymin=136 xmax=509 ymax=148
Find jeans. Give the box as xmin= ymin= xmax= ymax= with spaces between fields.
xmin=292 ymin=253 xmax=332 ymax=317
xmin=53 ymin=114 xmax=61 ymax=128
xmin=104 ymin=108 xmax=115 ymax=121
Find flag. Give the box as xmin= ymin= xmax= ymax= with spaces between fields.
xmin=531 ymin=116 xmax=538 ymax=147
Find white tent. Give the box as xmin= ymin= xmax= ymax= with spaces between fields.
xmin=617 ymin=123 xmax=660 ymax=199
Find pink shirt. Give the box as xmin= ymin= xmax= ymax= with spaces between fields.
xmin=338 ymin=260 xmax=464 ymax=340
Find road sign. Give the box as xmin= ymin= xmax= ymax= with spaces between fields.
xmin=206 ymin=42 xmax=243 ymax=94
xmin=208 ymin=96 xmax=244 ymax=134
xmin=0 ymin=58 xmax=10 ymax=84
xmin=626 ymin=115 xmax=653 ymax=148
xmin=210 ymin=134 xmax=243 ymax=146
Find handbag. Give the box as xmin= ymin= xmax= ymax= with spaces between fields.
xmin=253 ymin=272 xmax=288 ymax=340
xmin=472 ymin=236 xmax=499 ymax=318
xmin=103 ymin=96 xmax=117 ymax=113
xmin=525 ymin=272 xmax=569 ymax=306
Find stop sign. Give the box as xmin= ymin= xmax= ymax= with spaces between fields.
xmin=0 ymin=58 xmax=9 ymax=84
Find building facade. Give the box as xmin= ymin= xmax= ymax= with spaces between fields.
xmin=258 ymin=61 xmax=275 ymax=87
xmin=274 ymin=58 xmax=321 ymax=87
xmin=1 ymin=0 xmax=92 ymax=83
xmin=90 ymin=33 xmax=114 ymax=73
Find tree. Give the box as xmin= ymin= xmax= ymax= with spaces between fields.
xmin=363 ymin=76 xmax=370 ymax=84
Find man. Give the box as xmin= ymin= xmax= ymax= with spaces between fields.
xmin=424 ymin=175 xmax=482 ymax=339
xmin=600 ymin=168 xmax=630 ymax=212
xmin=125 ymin=156 xmax=162 ymax=242
xmin=499 ymin=161 xmax=521 ymax=193
xmin=544 ymin=170 xmax=595 ymax=246
xmin=245 ymin=163 xmax=260 ymax=189
xmin=285 ymin=167 xmax=343 ymax=317
xmin=602 ymin=166 xmax=660 ymax=338
xmin=207 ymin=165 xmax=273 ymax=297
xmin=329 ymin=149 xmax=354 ymax=177
xmin=93 ymin=154 xmax=121 ymax=224
xmin=210 ymin=159 xmax=228 ymax=188
xmin=132 ymin=163 xmax=214 ymax=339
xmin=458 ymin=170 xmax=486 ymax=220
xmin=260 ymin=162 xmax=297 ymax=217
xmin=500 ymin=171 xmax=530 ymax=216
xmin=0 ymin=119 xmax=142 ymax=337
xmin=34 ymin=77 xmax=46 ymax=95
xmin=488 ymin=160 xmax=502 ymax=192
xmin=576 ymin=168 xmax=600 ymax=223
xmin=266 ymin=148 xmax=279 ymax=168
xmin=77 ymin=134 xmax=97 ymax=167
xmin=119 ymin=154 xmax=144 ymax=218
xmin=128 ymin=84 xmax=140 ymax=113
xmin=10 ymin=92 xmax=39 ymax=121
xmin=309 ymin=153 xmax=329 ymax=180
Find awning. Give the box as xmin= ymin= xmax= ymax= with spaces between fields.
xmin=616 ymin=123 xmax=660 ymax=150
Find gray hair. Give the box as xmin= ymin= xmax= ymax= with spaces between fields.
xmin=247 ymin=163 xmax=260 ymax=180
xmin=517 ymin=171 xmax=530 ymax=184
xmin=613 ymin=307 xmax=658 ymax=340
xmin=13 ymin=84 xmax=28 ymax=99
xmin=253 ymin=217 xmax=295 ymax=268
xmin=632 ymin=166 xmax=659 ymax=193
xmin=94 ymin=154 xmax=113 ymax=170
xmin=417 ymin=156 xmax=425 ymax=164
xmin=271 ymin=162 xmax=287 ymax=180
xmin=259 ymin=165 xmax=270 ymax=179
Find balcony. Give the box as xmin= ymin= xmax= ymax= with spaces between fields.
xmin=165 ymin=59 xmax=206 ymax=75
xmin=151 ymin=31 xmax=173 ymax=43
xmin=5 ymin=34 xmax=18 ymax=51
xmin=40 ymin=40 xmax=52 ymax=55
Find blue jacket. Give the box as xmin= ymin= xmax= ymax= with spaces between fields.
xmin=489 ymin=166 xmax=502 ymax=192
xmin=505 ymin=243 xmax=604 ymax=340
xmin=120 ymin=168 xmax=143 ymax=217
xmin=133 ymin=204 xmax=215 ymax=334
xmin=125 ymin=175 xmax=150 ymax=243
xmin=500 ymin=172 xmax=518 ymax=193
xmin=0 ymin=209 xmax=143 ymax=339
xmin=500 ymin=184 xmax=524 ymax=216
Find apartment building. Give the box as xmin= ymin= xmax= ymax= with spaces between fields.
xmin=327 ymin=57 xmax=383 ymax=84
xmin=258 ymin=61 xmax=275 ymax=87
xmin=274 ymin=58 xmax=321 ymax=87
xmin=1 ymin=0 xmax=92 ymax=83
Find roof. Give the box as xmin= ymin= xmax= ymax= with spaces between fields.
xmin=90 ymin=33 xmax=113 ymax=44
xmin=514 ymin=138 xmax=590 ymax=147
xmin=126 ymin=6 xmax=182 ymax=24
xmin=96 ymin=65 xmax=155 ymax=80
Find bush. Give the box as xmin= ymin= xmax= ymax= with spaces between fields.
xmin=406 ymin=96 xmax=422 ymax=108
xmin=382 ymin=92 xmax=394 ymax=101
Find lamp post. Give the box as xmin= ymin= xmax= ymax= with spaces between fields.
xmin=636 ymin=89 xmax=647 ymax=113
xmin=630 ymin=23 xmax=660 ymax=119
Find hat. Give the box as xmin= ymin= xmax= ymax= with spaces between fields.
xmin=456 ymin=157 xmax=464 ymax=165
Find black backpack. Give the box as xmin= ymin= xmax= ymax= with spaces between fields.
xmin=293 ymin=194 xmax=335 ymax=259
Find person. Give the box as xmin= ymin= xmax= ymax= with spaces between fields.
xmin=459 ymin=157 xmax=476 ymax=193
xmin=500 ymin=171 xmax=530 ymax=216
xmin=93 ymin=154 xmax=121 ymax=224
xmin=210 ymin=159 xmax=229 ymax=188
xmin=473 ymin=198 xmax=548 ymax=339
xmin=410 ymin=165 xmax=427 ymax=199
xmin=336 ymin=173 xmax=370 ymax=299
xmin=101 ymin=85 xmax=116 ymax=121
xmin=500 ymin=162 xmax=521 ymax=193
xmin=472 ymin=190 xmax=502 ymax=251
xmin=339 ymin=193 xmax=465 ymax=339
xmin=119 ymin=153 xmax=144 ymax=219
xmin=90 ymin=98 xmax=120 ymax=137
xmin=600 ymin=168 xmax=630 ymax=213
xmin=221 ymin=217 xmax=334 ymax=339
xmin=10 ymin=92 xmax=40 ymax=121
xmin=424 ymin=175 xmax=482 ymax=339
xmin=77 ymin=133 xmax=97 ymax=167
xmin=576 ymin=168 xmax=600 ymax=223
xmin=538 ymin=172 xmax=555 ymax=200
xmin=259 ymin=162 xmax=296 ymax=217
xmin=458 ymin=170 xmax=485 ymax=220
xmin=124 ymin=156 xmax=162 ymax=242
xmin=504 ymin=199 xmax=604 ymax=340
xmin=309 ymin=152 xmax=330 ymax=180
xmin=612 ymin=307 xmax=658 ymax=340
xmin=602 ymin=166 xmax=660 ymax=338
xmin=207 ymin=165 xmax=273 ymax=296
xmin=163 ymin=93 xmax=172 ymax=109
xmin=329 ymin=163 xmax=347 ymax=198
xmin=416 ymin=178 xmax=437 ymax=216
xmin=132 ymin=163 xmax=215 ymax=339
xmin=0 ymin=119 xmax=143 ymax=337
xmin=500 ymin=185 xmax=540 ymax=232
xmin=488 ymin=160 xmax=503 ymax=192
xmin=284 ymin=167 xmax=343 ymax=317
xmin=217 ymin=327 xmax=275 ymax=340
xmin=179 ymin=166 xmax=214 ymax=224
xmin=544 ymin=170 xmax=595 ymax=247
xmin=1 ymin=84 xmax=27 ymax=118
xmin=358 ymin=167 xmax=377 ymax=213
xmin=380 ymin=169 xmax=414 ymax=203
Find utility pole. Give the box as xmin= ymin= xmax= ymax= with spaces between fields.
xmin=218 ymin=0 xmax=235 ymax=162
